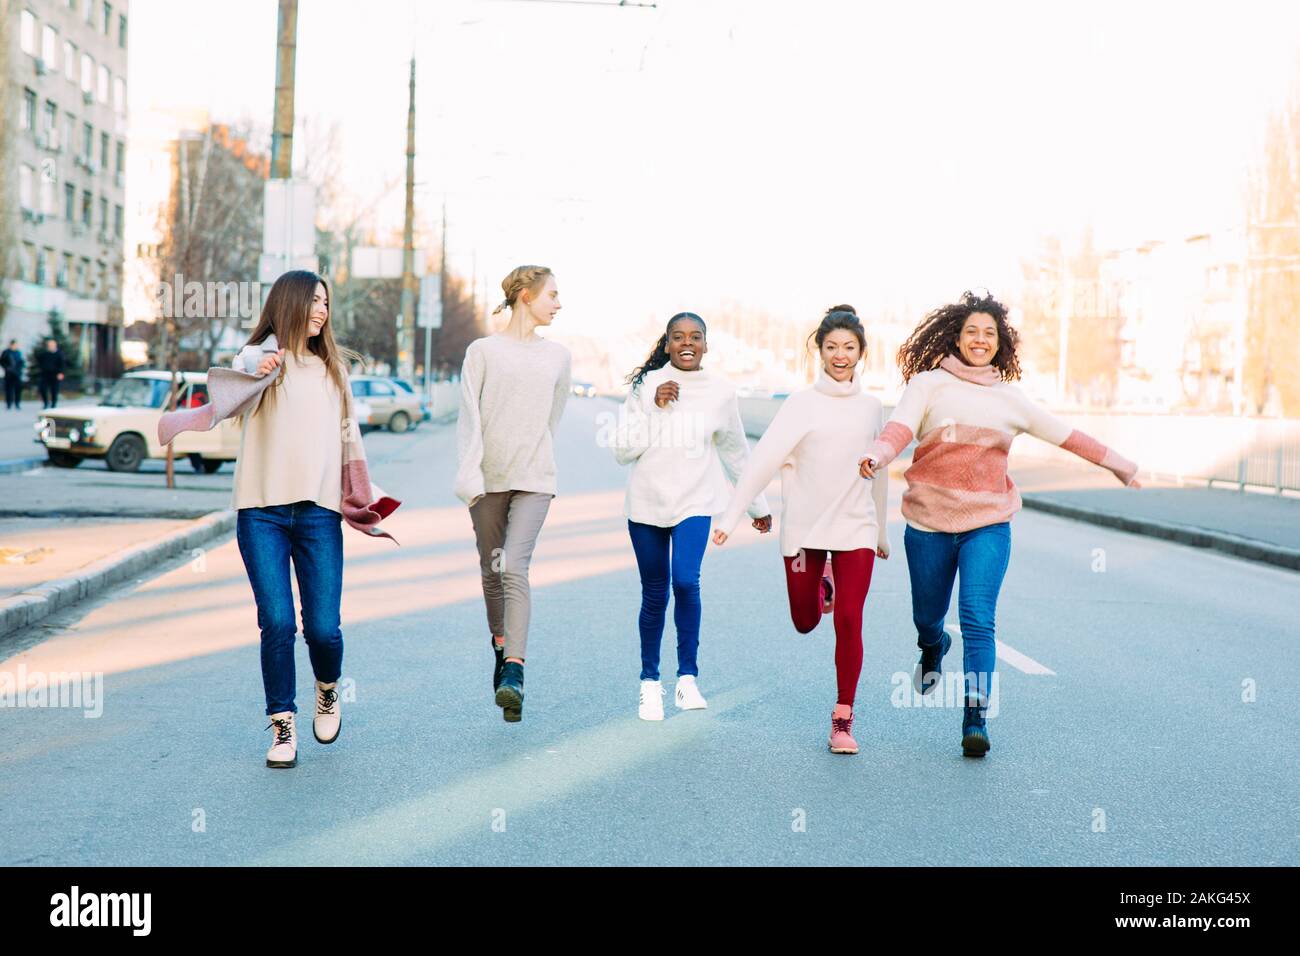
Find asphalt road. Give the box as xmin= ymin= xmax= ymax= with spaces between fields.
xmin=0 ymin=396 xmax=1296 ymax=865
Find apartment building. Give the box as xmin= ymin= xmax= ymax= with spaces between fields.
xmin=5 ymin=0 xmax=128 ymax=382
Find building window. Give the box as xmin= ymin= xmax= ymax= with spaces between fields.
xmin=115 ymin=140 xmax=125 ymax=173
xmin=58 ymin=254 xmax=72 ymax=289
xmin=82 ymin=122 xmax=93 ymax=163
xmin=113 ymin=76 xmax=126 ymax=115
xmin=62 ymin=112 xmax=75 ymax=153
xmin=97 ymin=65 xmax=109 ymax=104
xmin=20 ymin=10 xmax=37 ymax=56
xmin=77 ymin=258 xmax=89 ymax=293
xmin=85 ymin=0 xmax=95 ymax=25
xmin=103 ymin=2 xmax=112 ymax=34
xmin=80 ymin=53 xmax=94 ymax=93
xmin=100 ymin=131 xmax=109 ymax=168
xmin=23 ymin=244 xmax=38 ymax=284
xmin=43 ymin=100 xmax=57 ymax=137
xmin=42 ymin=24 xmax=58 ymax=68
xmin=114 ymin=205 xmax=124 ymax=239
xmin=35 ymin=248 xmax=48 ymax=286
xmin=64 ymin=40 xmax=76 ymax=82
xmin=82 ymin=190 xmax=92 ymax=226
xmin=64 ymin=182 xmax=75 ymax=220
xmin=96 ymin=261 xmax=107 ymax=298
xmin=119 ymin=14 xmax=127 ymax=48
xmin=19 ymin=165 xmax=35 ymax=210
xmin=40 ymin=173 xmax=56 ymax=215
xmin=22 ymin=89 xmax=37 ymax=131
xmin=99 ymin=197 xmax=108 ymax=231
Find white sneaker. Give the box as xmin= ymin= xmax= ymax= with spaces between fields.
xmin=266 ymin=711 xmax=297 ymax=768
xmin=638 ymin=680 xmax=665 ymax=721
xmin=675 ymin=675 xmax=708 ymax=710
xmin=313 ymin=680 xmax=341 ymax=744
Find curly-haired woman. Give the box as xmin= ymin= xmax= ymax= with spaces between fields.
xmin=859 ymin=291 xmax=1141 ymax=758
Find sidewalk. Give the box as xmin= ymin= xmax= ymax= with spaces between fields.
xmin=1008 ymin=456 xmax=1300 ymax=570
xmin=0 ymin=516 xmax=193 ymax=601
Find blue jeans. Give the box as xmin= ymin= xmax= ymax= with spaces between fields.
xmin=236 ymin=501 xmax=344 ymax=715
xmin=903 ymin=521 xmax=1011 ymax=708
xmin=627 ymin=516 xmax=711 ymax=681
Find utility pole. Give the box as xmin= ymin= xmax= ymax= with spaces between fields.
xmin=399 ymin=57 xmax=417 ymax=382
xmin=271 ymin=1 xmax=297 ymax=181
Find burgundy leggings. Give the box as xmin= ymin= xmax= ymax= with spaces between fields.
xmin=782 ymin=548 xmax=876 ymax=706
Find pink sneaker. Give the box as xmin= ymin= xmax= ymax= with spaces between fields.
xmin=821 ymin=564 xmax=835 ymax=615
xmin=828 ymin=704 xmax=858 ymax=754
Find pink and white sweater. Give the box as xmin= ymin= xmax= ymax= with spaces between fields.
xmin=861 ymin=355 xmax=1139 ymax=534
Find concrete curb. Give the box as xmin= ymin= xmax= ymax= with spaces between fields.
xmin=1021 ymin=495 xmax=1300 ymax=572
xmin=0 ymin=508 xmax=237 ymax=638
xmin=0 ymin=457 xmax=46 ymax=475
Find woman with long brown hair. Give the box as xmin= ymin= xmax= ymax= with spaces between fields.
xmin=859 ymin=290 xmax=1140 ymax=758
xmin=159 ymin=269 xmax=399 ymax=769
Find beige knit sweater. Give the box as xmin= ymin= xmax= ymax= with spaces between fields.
xmin=231 ymin=340 xmax=345 ymax=513
xmin=455 ymin=333 xmax=572 ymax=507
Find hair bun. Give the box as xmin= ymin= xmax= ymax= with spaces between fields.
xmin=826 ymin=303 xmax=857 ymax=317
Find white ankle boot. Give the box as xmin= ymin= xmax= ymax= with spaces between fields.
xmin=313 ymin=681 xmax=341 ymax=744
xmin=266 ymin=712 xmax=297 ymax=768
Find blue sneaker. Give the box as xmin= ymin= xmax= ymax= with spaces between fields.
xmin=961 ymin=704 xmax=990 ymax=758
xmin=912 ymin=631 xmax=951 ymax=695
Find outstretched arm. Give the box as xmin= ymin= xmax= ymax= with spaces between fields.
xmin=861 ymin=375 xmax=930 ymax=474
xmin=713 ymin=399 xmax=805 ymax=543
xmin=1016 ymin=390 xmax=1140 ymax=486
xmin=715 ymin=394 xmax=771 ymax=519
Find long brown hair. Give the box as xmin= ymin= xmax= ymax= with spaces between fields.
xmin=896 ymin=290 xmax=1021 ymax=383
xmin=244 ymin=270 xmax=357 ymax=410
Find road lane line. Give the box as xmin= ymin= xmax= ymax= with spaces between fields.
xmin=944 ymin=624 xmax=1057 ymax=676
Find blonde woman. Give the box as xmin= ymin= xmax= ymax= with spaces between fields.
xmin=159 ymin=270 xmax=399 ymax=769
xmin=456 ymin=265 xmax=572 ymax=723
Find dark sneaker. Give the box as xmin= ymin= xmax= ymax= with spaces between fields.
xmin=495 ymin=661 xmax=524 ymax=723
xmin=912 ymin=631 xmax=952 ymax=695
xmin=491 ymin=635 xmax=505 ymax=691
xmin=961 ymin=704 xmax=990 ymax=758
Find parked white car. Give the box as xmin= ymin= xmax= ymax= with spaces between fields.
xmin=34 ymin=370 xmax=241 ymax=473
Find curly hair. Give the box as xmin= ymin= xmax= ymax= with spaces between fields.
xmin=626 ymin=312 xmax=706 ymax=388
xmin=896 ymin=290 xmax=1021 ymax=383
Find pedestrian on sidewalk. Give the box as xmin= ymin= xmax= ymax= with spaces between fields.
xmin=1 ymin=340 xmax=24 ymax=410
xmin=157 ymin=270 xmax=400 ymax=770
xmin=611 ymin=312 xmax=771 ymax=722
xmin=36 ymin=339 xmax=65 ymax=409
xmin=714 ymin=305 xmax=891 ymax=755
xmin=859 ymin=290 xmax=1141 ymax=758
xmin=455 ymin=265 xmax=571 ymax=724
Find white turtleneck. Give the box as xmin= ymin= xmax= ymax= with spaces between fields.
xmin=716 ymin=367 xmax=890 ymax=557
xmin=610 ymin=363 xmax=770 ymax=528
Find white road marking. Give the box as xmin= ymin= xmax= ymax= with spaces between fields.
xmin=945 ymin=624 xmax=1057 ymax=676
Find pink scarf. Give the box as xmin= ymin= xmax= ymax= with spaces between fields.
xmin=939 ymin=353 xmax=1002 ymax=387
xmin=157 ymin=349 xmax=400 ymax=543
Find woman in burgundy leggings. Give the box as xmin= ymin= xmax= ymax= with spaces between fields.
xmin=714 ymin=305 xmax=891 ymax=754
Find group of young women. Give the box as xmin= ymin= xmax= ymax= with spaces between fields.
xmin=161 ymin=264 xmax=1141 ymax=769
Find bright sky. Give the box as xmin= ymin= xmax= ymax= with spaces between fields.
xmin=129 ymin=0 xmax=1300 ymax=335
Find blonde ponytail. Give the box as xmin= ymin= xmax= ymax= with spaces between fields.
xmin=496 ymin=265 xmax=553 ymax=315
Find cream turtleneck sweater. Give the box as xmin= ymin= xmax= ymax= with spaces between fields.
xmin=716 ymin=368 xmax=889 ymax=557
xmin=610 ymin=363 xmax=770 ymax=528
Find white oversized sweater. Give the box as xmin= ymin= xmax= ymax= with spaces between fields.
xmin=717 ymin=368 xmax=890 ymax=558
xmin=611 ymin=364 xmax=770 ymax=528
xmin=455 ymin=333 xmax=572 ymax=507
